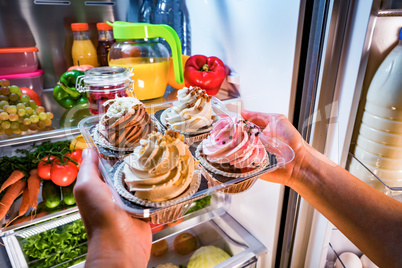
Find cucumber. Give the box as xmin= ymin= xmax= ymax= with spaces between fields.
xmin=62 ymin=181 xmax=76 ymax=206
xmin=42 ymin=180 xmax=62 ymax=209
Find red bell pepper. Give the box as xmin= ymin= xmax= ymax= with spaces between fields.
xmin=184 ymin=55 xmax=226 ymax=95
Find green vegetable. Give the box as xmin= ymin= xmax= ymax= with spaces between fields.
xmin=62 ymin=181 xmax=76 ymax=206
xmin=187 ymin=246 xmax=231 ymax=268
xmin=21 ymin=219 xmax=87 ymax=268
xmin=185 ymin=195 xmax=211 ymax=215
xmin=53 ymin=70 xmax=88 ymax=109
xmin=42 ymin=180 xmax=62 ymax=209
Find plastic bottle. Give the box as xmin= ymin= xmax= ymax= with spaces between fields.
xmin=349 ymin=28 xmax=402 ymax=191
xmin=154 ymin=0 xmax=191 ymax=55
xmin=71 ymin=23 xmax=99 ymax=67
xmin=96 ymin=22 xmax=115 ymax=66
xmin=138 ymin=0 xmax=154 ymax=23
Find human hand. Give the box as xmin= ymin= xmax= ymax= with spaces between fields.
xmin=241 ymin=110 xmax=309 ymax=187
xmin=74 ymin=149 xmax=152 ymax=268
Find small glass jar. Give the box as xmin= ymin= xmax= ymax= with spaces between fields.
xmin=76 ymin=66 xmax=133 ymax=114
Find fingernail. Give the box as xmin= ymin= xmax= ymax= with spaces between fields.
xmin=82 ymin=148 xmax=91 ymax=159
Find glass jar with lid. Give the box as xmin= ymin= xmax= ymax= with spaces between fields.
xmin=76 ymin=66 xmax=133 ymax=114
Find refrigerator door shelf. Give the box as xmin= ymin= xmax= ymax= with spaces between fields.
xmin=347 ymin=152 xmax=402 ymax=201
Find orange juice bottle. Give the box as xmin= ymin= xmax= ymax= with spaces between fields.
xmin=71 ymin=23 xmax=99 ymax=67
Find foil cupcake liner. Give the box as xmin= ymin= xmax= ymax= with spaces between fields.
xmin=195 ymin=142 xmax=269 ymax=179
xmin=160 ymin=108 xmax=216 ymax=136
xmin=113 ymin=161 xmax=202 ymax=208
xmin=218 ymin=177 xmax=258 ymax=194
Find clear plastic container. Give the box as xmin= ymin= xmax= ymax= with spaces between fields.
xmin=76 ymin=66 xmax=133 ymax=114
xmin=78 ymin=101 xmax=294 ymax=223
xmin=0 ymin=47 xmax=39 ymax=75
xmin=0 ymin=69 xmax=44 ymax=96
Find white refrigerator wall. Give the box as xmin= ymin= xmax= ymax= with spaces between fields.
xmin=187 ymin=1 xmax=302 ymax=267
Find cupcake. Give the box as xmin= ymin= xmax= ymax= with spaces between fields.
xmin=119 ymin=130 xmax=200 ymax=204
xmin=162 ymin=87 xmax=215 ymax=134
xmin=97 ymin=97 xmax=152 ymax=149
xmin=197 ymin=117 xmax=269 ymax=177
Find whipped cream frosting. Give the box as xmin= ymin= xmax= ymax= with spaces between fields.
xmin=165 ymin=87 xmax=215 ymax=132
xmin=201 ymin=117 xmax=268 ymax=169
xmin=98 ymin=97 xmax=151 ymax=148
xmin=123 ymin=130 xmax=195 ymax=202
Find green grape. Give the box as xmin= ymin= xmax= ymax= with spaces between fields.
xmin=7 ymin=105 xmax=17 ymax=114
xmin=37 ymin=121 xmax=46 ymax=129
xmin=3 ymin=105 xmax=9 ymax=112
xmin=30 ymin=114 xmax=39 ymax=123
xmin=17 ymin=116 xmax=23 ymax=123
xmin=9 ymin=85 xmax=20 ymax=95
xmin=20 ymin=94 xmax=30 ymax=103
xmin=4 ymin=128 xmax=13 ymax=135
xmin=0 ymin=86 xmax=10 ymax=96
xmin=10 ymin=121 xmax=19 ymax=130
xmin=17 ymin=109 xmax=26 ymax=117
xmin=29 ymin=123 xmax=38 ymax=131
xmin=39 ymin=112 xmax=47 ymax=121
xmin=23 ymin=102 xmax=29 ymax=107
xmin=16 ymin=88 xmax=22 ymax=96
xmin=44 ymin=118 xmax=52 ymax=127
xmin=16 ymin=103 xmax=25 ymax=110
xmin=36 ymin=106 xmax=45 ymax=114
xmin=46 ymin=112 xmax=54 ymax=119
xmin=23 ymin=118 xmax=31 ymax=125
xmin=0 ymin=128 xmax=4 ymax=135
xmin=0 ymin=95 xmax=7 ymax=102
xmin=29 ymin=100 xmax=37 ymax=109
xmin=9 ymin=114 xmax=18 ymax=122
xmin=0 ymin=100 xmax=8 ymax=109
xmin=20 ymin=124 xmax=29 ymax=132
xmin=9 ymin=93 xmax=18 ymax=102
xmin=0 ymin=112 xmax=9 ymax=120
xmin=1 ymin=120 xmax=11 ymax=129
xmin=25 ymin=107 xmax=34 ymax=115
xmin=13 ymin=128 xmax=22 ymax=135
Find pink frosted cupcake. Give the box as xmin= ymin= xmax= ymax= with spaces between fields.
xmin=196 ymin=117 xmax=269 ymax=177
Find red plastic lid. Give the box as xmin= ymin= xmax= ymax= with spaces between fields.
xmin=71 ymin=23 xmax=89 ymax=31
xmin=0 ymin=47 xmax=39 ymax=54
xmin=97 ymin=22 xmax=113 ymax=31
xmin=0 ymin=69 xmax=44 ymax=79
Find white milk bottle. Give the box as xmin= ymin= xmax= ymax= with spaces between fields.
xmin=349 ymin=28 xmax=402 ymax=191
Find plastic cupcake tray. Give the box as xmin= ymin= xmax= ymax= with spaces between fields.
xmin=79 ymin=114 xmax=294 ymax=223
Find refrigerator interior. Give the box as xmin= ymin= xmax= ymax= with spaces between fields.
xmin=0 ymin=0 xmax=306 ymax=267
xmin=298 ymin=0 xmax=402 ymax=267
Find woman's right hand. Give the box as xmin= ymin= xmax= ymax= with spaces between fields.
xmin=241 ymin=110 xmax=311 ymax=188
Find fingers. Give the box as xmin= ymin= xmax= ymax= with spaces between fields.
xmin=241 ymin=110 xmax=282 ymax=128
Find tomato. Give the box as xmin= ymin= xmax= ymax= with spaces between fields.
xmin=167 ymin=54 xmax=190 ymax=90
xmin=65 ymin=149 xmax=83 ymax=169
xmin=20 ymin=87 xmax=41 ymax=106
xmin=50 ymin=161 xmax=78 ymax=186
xmin=37 ymin=156 xmax=56 ymax=180
xmin=149 ymin=223 xmax=165 ymax=234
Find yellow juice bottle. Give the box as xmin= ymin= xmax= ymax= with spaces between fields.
xmin=71 ymin=23 xmax=99 ymax=67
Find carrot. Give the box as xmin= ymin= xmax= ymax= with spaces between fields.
xmin=27 ymin=169 xmax=41 ymax=210
xmin=0 ymin=170 xmax=25 ymax=193
xmin=18 ymin=187 xmax=31 ymax=217
xmin=0 ymin=180 xmax=26 ymax=220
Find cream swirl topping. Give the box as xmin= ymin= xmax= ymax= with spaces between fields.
xmin=165 ymin=87 xmax=215 ymax=132
xmin=123 ymin=130 xmax=194 ymax=202
xmin=201 ymin=117 xmax=268 ymax=169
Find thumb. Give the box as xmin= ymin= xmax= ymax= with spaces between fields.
xmin=241 ymin=110 xmax=272 ymax=128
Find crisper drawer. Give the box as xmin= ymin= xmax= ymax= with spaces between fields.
xmin=148 ymin=207 xmax=267 ymax=268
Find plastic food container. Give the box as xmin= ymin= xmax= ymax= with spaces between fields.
xmin=0 ymin=69 xmax=44 ymax=96
xmin=78 ymin=107 xmax=294 ymax=223
xmin=76 ymin=66 xmax=133 ymax=115
xmin=0 ymin=47 xmax=39 ymax=75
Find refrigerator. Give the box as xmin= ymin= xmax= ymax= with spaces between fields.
xmin=0 ymin=0 xmax=399 ymax=267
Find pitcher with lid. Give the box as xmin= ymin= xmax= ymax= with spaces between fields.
xmin=107 ymin=21 xmax=184 ymax=100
